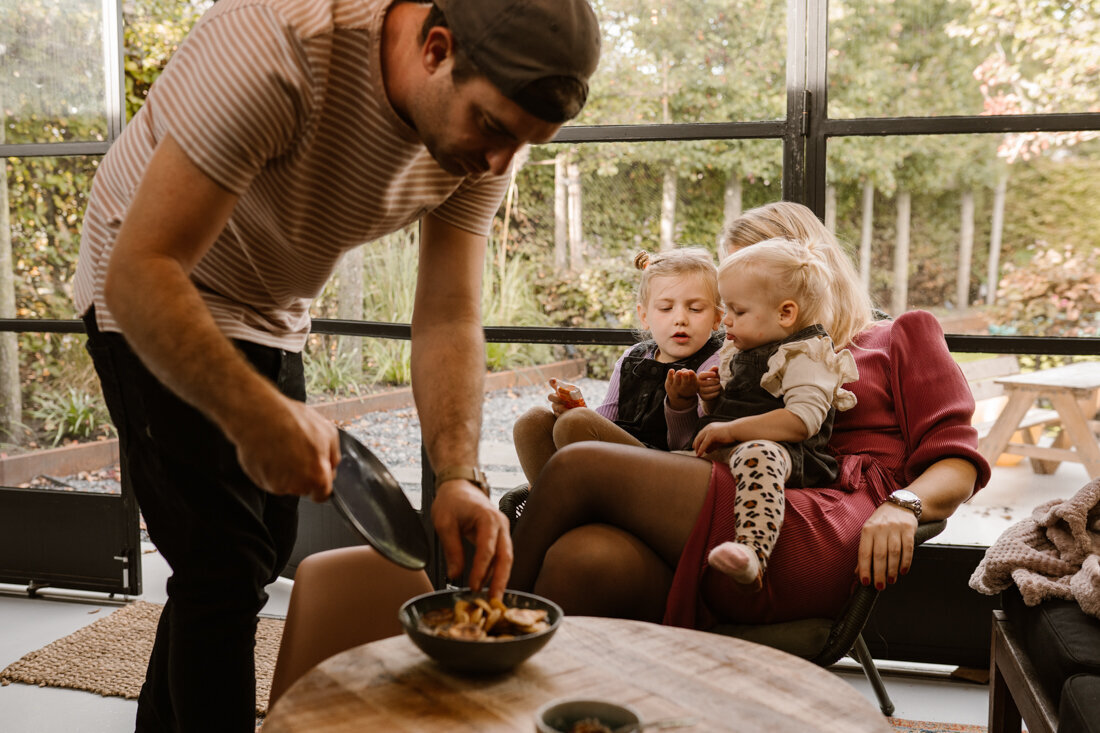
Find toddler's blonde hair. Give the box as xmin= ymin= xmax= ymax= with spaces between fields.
xmin=720 ymin=201 xmax=873 ymax=347
xmin=719 ymin=237 xmax=843 ymax=345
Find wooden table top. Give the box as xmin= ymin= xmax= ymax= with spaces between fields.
xmin=263 ymin=616 xmax=891 ymax=733
xmin=995 ymin=361 xmax=1100 ymax=392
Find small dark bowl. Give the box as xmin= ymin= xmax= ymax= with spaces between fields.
xmin=399 ymin=588 xmax=563 ymax=673
xmin=535 ymin=698 xmax=642 ymax=732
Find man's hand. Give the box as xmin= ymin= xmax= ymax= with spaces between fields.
xmin=693 ymin=420 xmax=740 ymax=456
xmin=856 ymin=502 xmax=917 ymax=591
xmin=697 ymin=365 xmax=722 ymax=410
xmin=665 ymin=368 xmax=700 ymax=411
xmin=433 ymin=480 xmax=513 ymax=598
xmin=232 ymin=396 xmax=340 ymax=503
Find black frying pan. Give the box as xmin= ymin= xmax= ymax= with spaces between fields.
xmin=330 ymin=428 xmax=430 ymax=570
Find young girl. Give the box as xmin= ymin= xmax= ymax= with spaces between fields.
xmin=692 ymin=236 xmax=859 ymax=589
xmin=511 ymin=247 xmax=725 ymax=489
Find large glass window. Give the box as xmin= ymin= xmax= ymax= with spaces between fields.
xmin=1 ymin=0 xmax=112 ymax=145
xmin=827 ymin=134 xmax=1100 ymax=338
xmin=575 ymin=0 xmax=788 ymax=127
xmin=829 ymin=0 xmax=1100 ymax=119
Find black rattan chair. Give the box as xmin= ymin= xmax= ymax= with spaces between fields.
xmin=711 ymin=519 xmax=947 ymax=716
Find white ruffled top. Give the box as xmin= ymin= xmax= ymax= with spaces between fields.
xmin=719 ymin=334 xmax=859 ymax=437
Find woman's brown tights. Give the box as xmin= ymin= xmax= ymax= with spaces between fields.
xmin=509 ymin=442 xmax=713 ymax=622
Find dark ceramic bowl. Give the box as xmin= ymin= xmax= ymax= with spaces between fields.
xmin=399 ymin=588 xmax=563 ymax=673
xmin=534 ymin=698 xmax=642 ymax=733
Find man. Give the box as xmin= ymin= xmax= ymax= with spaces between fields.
xmin=72 ymin=0 xmax=600 ymax=728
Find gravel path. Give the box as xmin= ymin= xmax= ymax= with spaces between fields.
xmin=344 ymin=377 xmax=610 ymax=472
xmin=24 ymin=378 xmax=612 ymax=495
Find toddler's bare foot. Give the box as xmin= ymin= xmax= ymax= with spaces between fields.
xmin=707 ymin=542 xmax=762 ymax=586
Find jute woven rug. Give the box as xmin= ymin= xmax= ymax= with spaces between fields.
xmin=889 ymin=719 xmax=986 ymax=733
xmin=0 ymin=600 xmax=283 ymax=715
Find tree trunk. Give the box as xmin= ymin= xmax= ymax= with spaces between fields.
xmin=824 ymin=186 xmax=837 ymax=234
xmin=0 ymin=130 xmax=22 ymax=442
xmin=554 ymin=153 xmax=568 ymax=270
xmin=719 ymin=174 xmax=742 ymax=259
xmin=336 ymin=247 xmax=364 ymax=383
xmin=957 ymin=190 xmax=975 ymax=309
xmin=567 ymin=160 xmax=584 ymax=270
xmin=891 ymin=191 xmax=911 ymax=317
xmin=987 ymin=173 xmax=1007 ymax=305
xmin=659 ymin=166 xmax=677 ymax=251
xmin=859 ymin=182 xmax=874 ymax=293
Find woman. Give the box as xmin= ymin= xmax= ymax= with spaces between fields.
xmin=509 ymin=202 xmax=991 ymax=628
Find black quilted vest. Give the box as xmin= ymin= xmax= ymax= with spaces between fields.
xmin=614 ymin=332 xmax=724 ymax=450
xmin=698 ymin=324 xmax=839 ymax=486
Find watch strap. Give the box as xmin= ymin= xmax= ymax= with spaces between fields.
xmin=886 ymin=490 xmax=923 ymax=520
xmin=434 ymin=465 xmax=490 ymax=497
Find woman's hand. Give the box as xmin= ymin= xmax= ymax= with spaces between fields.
xmin=856 ymin=502 xmax=918 ymax=590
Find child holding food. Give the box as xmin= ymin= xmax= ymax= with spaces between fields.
xmin=510 ymin=247 xmax=724 ymax=490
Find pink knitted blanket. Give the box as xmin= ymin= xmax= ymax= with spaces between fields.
xmin=969 ymin=477 xmax=1100 ymax=619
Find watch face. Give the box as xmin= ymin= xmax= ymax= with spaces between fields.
xmin=893 ymin=489 xmax=919 ymax=502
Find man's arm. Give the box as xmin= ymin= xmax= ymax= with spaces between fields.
xmin=104 ymin=134 xmax=339 ymax=501
xmin=414 ymin=213 xmax=511 ymax=596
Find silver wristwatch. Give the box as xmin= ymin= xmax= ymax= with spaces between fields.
xmin=886 ymin=489 xmax=923 ymax=520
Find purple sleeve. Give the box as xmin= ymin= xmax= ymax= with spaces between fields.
xmin=664 ymin=349 xmax=721 ymax=450
xmin=594 ymin=348 xmax=632 ymax=422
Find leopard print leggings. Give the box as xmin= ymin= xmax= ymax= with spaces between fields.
xmin=728 ymin=440 xmax=791 ymax=574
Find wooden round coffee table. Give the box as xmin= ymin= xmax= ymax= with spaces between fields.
xmin=263 ymin=616 xmax=891 ymax=732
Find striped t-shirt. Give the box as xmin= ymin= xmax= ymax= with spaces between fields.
xmin=74 ymin=0 xmax=510 ymax=351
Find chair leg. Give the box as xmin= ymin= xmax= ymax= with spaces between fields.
xmin=850 ymin=633 xmax=896 ymax=716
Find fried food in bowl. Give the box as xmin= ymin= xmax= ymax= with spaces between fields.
xmin=399 ymin=588 xmax=563 ymax=673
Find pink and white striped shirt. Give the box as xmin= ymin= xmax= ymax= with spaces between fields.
xmin=75 ymin=0 xmax=509 ymax=351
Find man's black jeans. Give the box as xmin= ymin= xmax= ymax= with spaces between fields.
xmin=83 ymin=309 xmax=301 ymax=732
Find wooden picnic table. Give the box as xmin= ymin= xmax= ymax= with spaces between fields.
xmin=978 ymin=361 xmax=1100 ymax=479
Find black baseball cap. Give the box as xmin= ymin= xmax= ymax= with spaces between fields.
xmin=435 ymin=0 xmax=601 ymax=122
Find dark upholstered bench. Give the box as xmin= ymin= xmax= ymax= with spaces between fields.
xmin=989 ymin=587 xmax=1100 ymax=733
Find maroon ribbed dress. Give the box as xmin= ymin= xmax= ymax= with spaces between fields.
xmin=663 ymin=310 xmax=992 ymax=628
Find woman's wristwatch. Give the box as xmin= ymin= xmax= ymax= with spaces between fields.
xmin=885 ymin=489 xmax=923 ymax=520
xmin=433 ymin=466 xmax=491 ymax=497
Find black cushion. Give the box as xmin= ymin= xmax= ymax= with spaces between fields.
xmin=1003 ymin=587 xmax=1100 ymax=705
xmin=1058 ymin=673 xmax=1100 ymax=733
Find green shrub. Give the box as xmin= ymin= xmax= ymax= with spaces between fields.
xmin=989 ymin=242 xmax=1100 ymax=338
xmin=27 ymin=387 xmax=114 ymax=446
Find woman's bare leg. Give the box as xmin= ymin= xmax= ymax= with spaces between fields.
xmin=534 ymin=524 xmax=673 ymax=620
xmin=511 ymin=441 xmax=713 ymax=592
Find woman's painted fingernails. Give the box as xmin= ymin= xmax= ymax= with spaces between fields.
xmin=900 ymin=567 xmax=910 ymax=575
xmin=875 ymin=581 xmax=885 ymax=590
xmin=888 ymin=576 xmax=896 ymax=584
xmin=861 ymin=577 xmax=870 ymax=586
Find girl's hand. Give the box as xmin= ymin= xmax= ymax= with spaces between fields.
xmin=548 ymin=389 xmax=569 ymax=416
xmin=547 ymin=378 xmax=585 ymax=416
xmin=665 ymin=368 xmax=700 ymax=410
xmin=697 ymin=366 xmax=721 ymax=407
xmin=693 ymin=421 xmax=738 ymax=456
xmin=856 ymin=502 xmax=918 ymax=591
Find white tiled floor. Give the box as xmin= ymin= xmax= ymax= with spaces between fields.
xmin=1 ymin=457 xmax=1091 ymax=732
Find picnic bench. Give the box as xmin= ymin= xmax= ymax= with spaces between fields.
xmin=962 ymin=355 xmax=1064 ymax=473
xmin=965 ymin=357 xmax=1100 ymax=478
